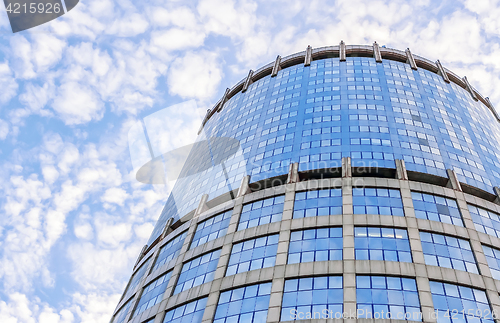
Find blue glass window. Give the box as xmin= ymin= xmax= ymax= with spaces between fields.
xmin=125 ymin=256 xmax=152 ymax=295
xmin=154 ymin=231 xmax=187 ymax=270
xmin=214 ymin=282 xmax=271 ymax=323
xmin=288 ymin=228 xmax=343 ymax=264
xmin=293 ymin=189 xmax=342 ymax=218
xmin=357 ymin=276 xmax=421 ymax=321
xmin=468 ymin=205 xmax=500 ymax=239
xmin=163 ymin=297 xmax=207 ymax=323
xmin=481 ymin=245 xmax=500 ymax=280
xmin=430 ymin=281 xmax=494 ymax=323
xmin=174 ymin=249 xmax=221 ymax=294
xmin=281 ymin=276 xmax=343 ymax=321
xmin=112 ymin=298 xmax=132 ymax=323
xmin=226 ymin=234 xmax=279 ymax=276
xmin=133 ymin=271 xmax=171 ymax=317
xmin=412 ymin=192 xmax=463 ymax=226
xmin=191 ymin=210 xmax=232 ymax=249
xmin=238 ymin=196 xmax=285 ymax=231
xmin=355 ymin=227 xmax=412 ymax=262
xmin=420 ymin=232 xmax=478 ymax=274
xmin=353 ymin=188 xmax=404 ymax=216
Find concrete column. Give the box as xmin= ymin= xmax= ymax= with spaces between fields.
xmin=446 ymin=169 xmax=462 ymax=191
xmin=242 ymin=70 xmax=254 ymax=93
xmin=373 ymin=41 xmax=382 ymax=63
xmin=271 ymin=55 xmax=281 ymax=77
xmin=463 ymin=76 xmax=479 ymax=101
xmin=342 ymin=177 xmax=356 ymax=317
xmin=194 ymin=194 xmax=210 ymax=218
xmin=406 ymin=48 xmax=418 ymax=70
xmin=237 ymin=175 xmax=251 ymax=198
xmin=304 ymin=45 xmax=312 ymax=66
xmin=342 ymin=157 xmax=352 ymax=178
xmin=495 ymin=187 xmax=500 ymax=205
xmin=339 ymin=40 xmax=346 ymax=62
xmin=217 ymin=88 xmax=230 ymax=112
xmin=486 ymin=97 xmax=500 ymax=122
xmin=435 ymin=60 xmax=450 ymax=83
xmin=286 ymin=162 xmax=299 ymax=184
xmin=395 ymin=159 xmax=408 ymax=180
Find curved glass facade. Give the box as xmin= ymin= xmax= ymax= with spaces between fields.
xmin=149 ymin=52 xmax=500 ymax=245
xmin=112 ymin=45 xmax=500 ymax=323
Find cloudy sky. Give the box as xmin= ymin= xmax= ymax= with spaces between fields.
xmin=0 ymin=0 xmax=499 ymax=322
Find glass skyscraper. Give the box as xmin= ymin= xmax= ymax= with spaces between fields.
xmin=112 ymin=43 xmax=500 ymax=323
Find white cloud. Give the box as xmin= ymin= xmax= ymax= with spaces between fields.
xmin=151 ymin=28 xmax=206 ymax=51
xmin=67 ymin=242 xmax=137 ymax=290
xmin=0 ymin=119 xmax=9 ymax=140
xmin=107 ymin=13 xmax=149 ymax=37
xmin=51 ymin=82 xmax=104 ymax=125
xmin=167 ymin=51 xmax=223 ymax=99
xmin=101 ymin=187 xmax=129 ymax=205
xmin=18 ymin=82 xmax=54 ymax=117
xmin=74 ymin=222 xmax=94 ymax=240
xmin=0 ymin=62 xmax=18 ymax=103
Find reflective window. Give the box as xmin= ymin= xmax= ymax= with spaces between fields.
xmin=293 ymin=189 xmax=342 ymax=218
xmin=353 ymin=188 xmax=404 ymax=216
xmin=163 ymin=297 xmax=207 ymax=323
xmin=468 ymin=205 xmax=500 ymax=239
xmin=174 ymin=249 xmax=221 ymax=294
xmin=412 ymin=192 xmax=463 ymax=226
xmin=191 ymin=210 xmax=232 ymax=249
xmin=288 ymin=228 xmax=342 ymax=264
xmin=430 ymin=281 xmax=494 ymax=323
xmin=154 ymin=231 xmax=187 ymax=270
xmin=281 ymin=276 xmax=343 ymax=321
xmin=357 ymin=276 xmax=421 ymax=321
xmin=355 ymin=227 xmax=412 ymax=262
xmin=482 ymin=245 xmax=500 ymax=280
xmin=238 ymin=196 xmax=285 ymax=231
xmin=125 ymin=257 xmax=152 ymax=295
xmin=214 ymin=282 xmax=271 ymax=323
xmin=112 ymin=298 xmax=132 ymax=323
xmin=420 ymin=232 xmax=478 ymax=274
xmin=226 ymin=234 xmax=279 ymax=276
xmin=133 ymin=271 xmax=172 ymax=317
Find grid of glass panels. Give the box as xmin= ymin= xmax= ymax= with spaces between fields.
xmin=468 ymin=205 xmax=500 ymax=239
xmin=420 ymin=232 xmax=478 ymax=273
xmin=430 ymin=281 xmax=494 ymax=323
xmin=125 ymin=256 xmax=151 ymax=295
xmin=353 ymin=188 xmax=404 ymax=216
xmin=174 ymin=249 xmax=221 ymax=294
xmin=481 ymin=245 xmax=500 ymax=280
xmin=288 ymin=228 xmax=342 ymax=264
xmin=281 ymin=276 xmax=343 ymax=321
xmin=238 ymin=195 xmax=285 ymax=231
xmin=154 ymin=231 xmax=187 ymax=270
xmin=112 ymin=298 xmax=132 ymax=323
xmin=356 ymin=276 xmax=421 ymax=321
xmin=411 ymin=192 xmax=463 ymax=226
xmin=214 ymin=282 xmax=271 ymax=323
xmin=149 ymin=53 xmax=500 ymax=247
xmin=293 ymin=189 xmax=342 ymax=218
xmin=133 ymin=271 xmax=171 ymax=317
xmin=354 ymin=227 xmax=412 ymax=262
xmin=162 ymin=297 xmax=207 ymax=323
xmin=191 ymin=210 xmax=232 ymax=249
xmin=226 ymin=234 xmax=279 ymax=276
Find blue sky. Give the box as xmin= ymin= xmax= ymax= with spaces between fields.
xmin=0 ymin=0 xmax=499 ymax=322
